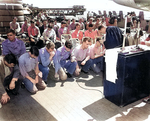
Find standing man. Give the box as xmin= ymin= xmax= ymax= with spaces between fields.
xmin=0 ymin=54 xmax=22 ymax=105
xmin=53 ymin=40 xmax=77 ymax=80
xmin=98 ymin=25 xmax=123 ymax=49
xmin=38 ymin=42 xmax=56 ymax=83
xmin=19 ymin=46 xmax=46 ymax=94
xmin=2 ymin=29 xmax=26 ymax=59
xmin=73 ymin=37 xmax=93 ymax=74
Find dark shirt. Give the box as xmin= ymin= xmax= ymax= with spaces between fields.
xmin=104 ymin=26 xmax=123 ymax=49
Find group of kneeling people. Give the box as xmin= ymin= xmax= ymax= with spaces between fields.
xmin=0 ymin=29 xmax=105 ymax=105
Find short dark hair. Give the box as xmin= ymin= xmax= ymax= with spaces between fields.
xmin=13 ymin=17 xmax=17 ymax=20
xmin=98 ymin=25 xmax=104 ymax=30
xmin=30 ymin=20 xmax=35 ymax=24
xmin=48 ymin=25 xmax=53 ymax=29
xmin=30 ymin=46 xmax=39 ymax=57
xmin=4 ymin=54 xmax=17 ymax=65
xmin=65 ymin=40 xmax=72 ymax=49
xmin=109 ymin=16 xmax=117 ymax=24
xmin=82 ymin=37 xmax=91 ymax=43
xmin=42 ymin=19 xmax=47 ymax=23
xmin=75 ymin=22 xmax=80 ymax=27
xmin=96 ymin=37 xmax=101 ymax=42
xmin=89 ymin=24 xmax=93 ymax=27
xmin=61 ymin=21 xmax=66 ymax=24
xmin=7 ymin=29 xmax=16 ymax=35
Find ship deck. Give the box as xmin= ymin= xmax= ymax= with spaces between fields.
xmin=0 ymin=70 xmax=150 ymax=121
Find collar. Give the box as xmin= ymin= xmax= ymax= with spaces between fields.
xmin=80 ymin=44 xmax=86 ymax=50
xmin=8 ymin=38 xmax=17 ymax=43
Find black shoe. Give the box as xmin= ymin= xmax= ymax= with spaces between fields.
xmin=66 ymin=73 xmax=72 ymax=78
xmin=21 ymin=83 xmax=25 ymax=89
xmin=81 ymin=70 xmax=88 ymax=74
xmin=45 ymin=81 xmax=48 ymax=85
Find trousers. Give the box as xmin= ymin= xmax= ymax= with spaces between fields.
xmin=23 ymin=70 xmax=46 ymax=94
xmin=39 ymin=64 xmax=50 ymax=82
xmin=77 ymin=59 xmax=93 ymax=72
xmin=91 ymin=56 xmax=104 ymax=73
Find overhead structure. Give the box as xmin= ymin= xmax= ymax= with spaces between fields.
xmin=30 ymin=5 xmax=86 ymax=17
xmin=113 ymin=0 xmax=150 ymax=11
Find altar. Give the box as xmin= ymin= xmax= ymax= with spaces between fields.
xmin=104 ymin=45 xmax=150 ymax=107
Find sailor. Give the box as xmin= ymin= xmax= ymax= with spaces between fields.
xmin=69 ymin=18 xmax=76 ymax=31
xmin=27 ymin=20 xmax=43 ymax=49
xmin=9 ymin=17 xmax=21 ymax=35
xmin=58 ymin=21 xmax=69 ymax=40
xmin=90 ymin=38 xmax=105 ymax=73
xmin=53 ymin=40 xmax=77 ymax=80
xmin=39 ymin=19 xmax=48 ymax=35
xmin=73 ymin=37 xmax=93 ymax=74
xmin=42 ymin=25 xmax=56 ymax=43
xmin=0 ymin=54 xmax=22 ymax=105
xmin=38 ymin=42 xmax=56 ymax=83
xmin=84 ymin=24 xmax=96 ymax=43
xmin=21 ymin=19 xmax=29 ymax=38
xmin=71 ymin=23 xmax=83 ymax=42
xmin=2 ymin=29 xmax=26 ymax=59
xmin=98 ymin=25 xmax=123 ymax=49
xmin=19 ymin=46 xmax=46 ymax=94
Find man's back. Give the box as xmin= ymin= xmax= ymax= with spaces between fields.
xmin=104 ymin=26 xmax=123 ymax=49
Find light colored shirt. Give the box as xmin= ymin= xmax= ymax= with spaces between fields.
xmin=28 ymin=25 xmax=40 ymax=38
xmin=71 ymin=30 xmax=83 ymax=40
xmin=43 ymin=28 xmax=56 ymax=42
xmin=38 ymin=47 xmax=51 ymax=67
xmin=69 ymin=23 xmax=76 ymax=30
xmin=73 ymin=45 xmax=90 ymax=61
xmin=21 ymin=23 xmax=29 ymax=33
xmin=58 ymin=27 xmax=69 ymax=39
xmin=10 ymin=22 xmax=21 ymax=33
xmin=53 ymin=46 xmax=73 ymax=73
xmin=0 ymin=56 xmax=11 ymax=95
xmin=84 ymin=30 xmax=96 ymax=40
xmin=19 ymin=53 xmax=38 ymax=77
xmin=89 ymin=44 xmax=105 ymax=59
xmin=94 ymin=22 xmax=101 ymax=30
xmin=2 ymin=38 xmax=26 ymax=59
xmin=79 ymin=22 xmax=85 ymax=30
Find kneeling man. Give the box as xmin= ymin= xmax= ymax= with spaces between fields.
xmin=38 ymin=42 xmax=56 ymax=83
xmin=0 ymin=54 xmax=22 ymax=105
xmin=19 ymin=46 xmax=46 ymax=94
xmin=90 ymin=38 xmax=105 ymax=73
xmin=53 ymin=40 xmax=77 ymax=80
